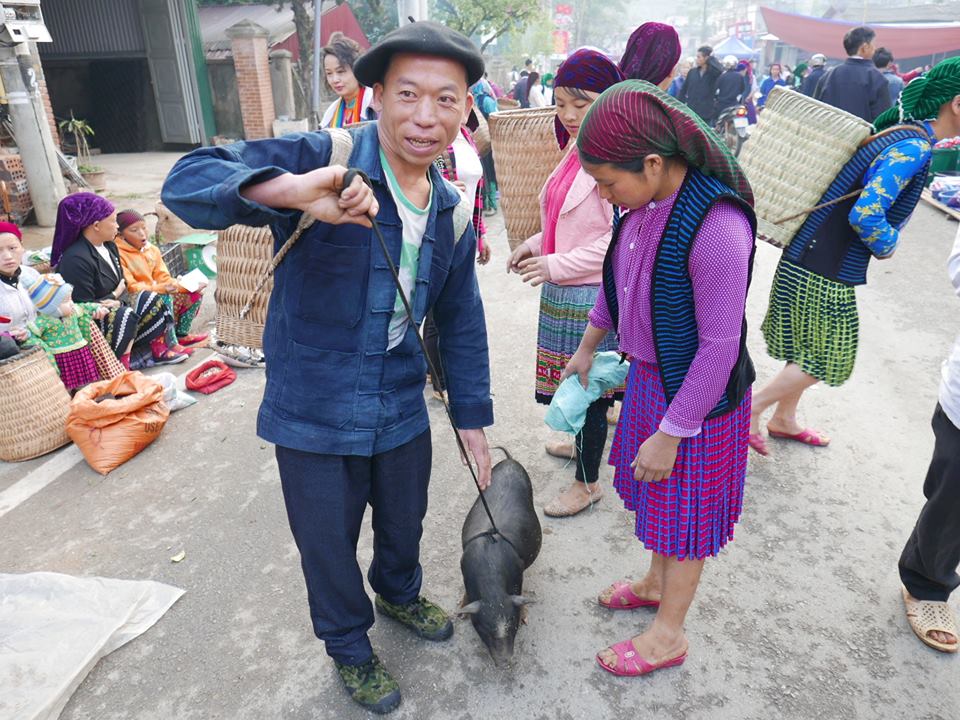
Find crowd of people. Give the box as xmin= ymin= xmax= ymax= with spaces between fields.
xmin=3 ymin=15 xmax=958 ymax=716
xmin=0 ymin=195 xmax=209 ymax=392
xmin=663 ymin=25 xmax=923 ymax=133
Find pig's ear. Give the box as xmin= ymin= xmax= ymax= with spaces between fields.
xmin=511 ymin=595 xmax=536 ymax=607
xmin=457 ymin=601 xmax=482 ymax=615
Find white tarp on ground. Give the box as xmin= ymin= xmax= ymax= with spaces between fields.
xmin=0 ymin=572 xmax=184 ymax=720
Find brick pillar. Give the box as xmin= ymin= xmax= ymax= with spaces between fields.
xmin=28 ymin=46 xmax=60 ymax=148
xmin=227 ymin=20 xmax=275 ymax=140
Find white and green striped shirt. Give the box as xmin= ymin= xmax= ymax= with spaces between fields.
xmin=380 ymin=148 xmax=433 ymax=349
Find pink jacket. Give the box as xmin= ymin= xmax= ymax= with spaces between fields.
xmin=522 ymin=152 xmax=614 ymax=286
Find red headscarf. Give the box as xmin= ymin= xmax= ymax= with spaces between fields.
xmin=577 ymin=80 xmax=754 ymax=205
xmin=618 ymin=23 xmax=682 ymax=86
xmin=553 ymin=48 xmax=625 ymax=150
xmin=0 ymin=221 xmax=21 ymax=240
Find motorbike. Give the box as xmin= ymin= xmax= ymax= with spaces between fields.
xmin=715 ymin=104 xmax=750 ymax=157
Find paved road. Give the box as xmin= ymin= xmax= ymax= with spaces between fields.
xmin=2 ymin=203 xmax=958 ymax=720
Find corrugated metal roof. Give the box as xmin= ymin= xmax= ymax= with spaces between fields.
xmin=199 ymin=3 xmax=297 ymax=51
xmin=39 ymin=0 xmax=146 ymax=59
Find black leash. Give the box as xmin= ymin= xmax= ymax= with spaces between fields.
xmin=342 ymin=168 xmax=501 ymax=536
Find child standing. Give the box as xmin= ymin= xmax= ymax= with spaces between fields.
xmin=25 ymin=273 xmax=108 ymax=392
xmin=569 ymin=80 xmax=756 ymax=675
xmin=506 ymin=48 xmax=625 ymax=518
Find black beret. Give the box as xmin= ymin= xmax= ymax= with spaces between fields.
xmin=353 ymin=21 xmax=484 ymax=88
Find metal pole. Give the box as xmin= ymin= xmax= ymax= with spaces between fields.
xmin=311 ymin=0 xmax=322 ymax=128
xmin=0 ymin=43 xmax=65 ymax=226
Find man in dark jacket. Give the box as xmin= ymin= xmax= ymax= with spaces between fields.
xmin=814 ymin=26 xmax=891 ymax=121
xmin=162 ymin=21 xmax=493 ymax=715
xmin=801 ymin=53 xmax=826 ymax=96
xmin=679 ymin=45 xmax=722 ymax=124
xmin=715 ymin=55 xmax=745 ymax=114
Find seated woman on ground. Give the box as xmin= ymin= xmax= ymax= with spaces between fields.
xmin=53 ymin=193 xmax=186 ymax=368
xmin=0 ymin=222 xmax=37 ymax=358
xmin=115 ymin=209 xmax=208 ymax=354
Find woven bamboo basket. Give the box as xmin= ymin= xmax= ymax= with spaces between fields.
xmin=738 ymin=86 xmax=873 ymax=248
xmin=214 ymin=225 xmax=274 ymax=348
xmin=489 ymin=106 xmax=565 ymax=251
xmin=0 ymin=346 xmax=71 ymax=461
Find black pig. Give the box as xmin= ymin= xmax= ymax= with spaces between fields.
xmin=459 ymin=450 xmax=541 ymax=665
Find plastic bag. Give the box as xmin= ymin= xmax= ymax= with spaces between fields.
xmin=0 ymin=572 xmax=183 ymax=720
xmin=545 ymin=352 xmax=630 ymax=434
xmin=67 ymin=371 xmax=170 ymax=474
xmin=153 ymin=371 xmax=198 ymax=412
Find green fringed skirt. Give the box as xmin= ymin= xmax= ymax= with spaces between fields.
xmin=761 ymin=258 xmax=859 ymax=387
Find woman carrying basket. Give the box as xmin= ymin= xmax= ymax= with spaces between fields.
xmin=749 ymin=56 xmax=960 ymax=454
xmin=569 ymin=80 xmax=756 ymax=676
xmin=506 ymin=49 xmax=625 ymax=518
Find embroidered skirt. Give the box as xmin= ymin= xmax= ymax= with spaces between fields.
xmin=609 ymin=361 xmax=750 ymax=560
xmin=535 ymin=282 xmax=623 ymax=404
xmin=97 ymin=291 xmax=172 ymax=356
xmin=761 ymin=258 xmax=859 ymax=387
xmin=54 ymin=346 xmax=100 ymax=391
xmin=162 ymin=291 xmax=203 ymax=338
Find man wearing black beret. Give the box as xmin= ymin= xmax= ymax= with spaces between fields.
xmin=162 ymin=22 xmax=492 ymax=714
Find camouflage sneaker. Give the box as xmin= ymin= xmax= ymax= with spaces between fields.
xmin=375 ymin=595 xmax=454 ymax=641
xmin=334 ymin=654 xmax=401 ymax=714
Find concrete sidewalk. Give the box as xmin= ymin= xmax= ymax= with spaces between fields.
xmin=1 ymin=201 xmax=958 ymax=720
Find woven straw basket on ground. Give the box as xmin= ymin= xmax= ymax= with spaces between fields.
xmin=215 ymin=225 xmax=274 ymax=348
xmin=0 ymin=346 xmax=71 ymax=461
xmin=489 ymin=106 xmax=564 ymax=251
xmin=737 ymin=86 xmax=873 ymax=248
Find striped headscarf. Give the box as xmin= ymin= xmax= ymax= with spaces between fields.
xmin=618 ymin=22 xmax=681 ymax=86
xmin=874 ymin=56 xmax=960 ymax=131
xmin=553 ymin=48 xmax=625 ymax=149
xmin=577 ymin=80 xmax=754 ymax=205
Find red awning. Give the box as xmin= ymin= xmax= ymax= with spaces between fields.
xmin=760 ymin=6 xmax=960 ymax=59
xmin=272 ymin=4 xmax=370 ymax=61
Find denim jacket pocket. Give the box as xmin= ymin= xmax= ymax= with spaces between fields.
xmin=298 ymin=241 xmax=370 ymax=327
xmin=277 ymin=342 xmax=360 ymax=428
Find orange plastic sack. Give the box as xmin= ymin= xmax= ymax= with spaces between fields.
xmin=67 ymin=371 xmax=170 ymax=475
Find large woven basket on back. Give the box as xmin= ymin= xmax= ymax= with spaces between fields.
xmin=489 ymin=106 xmax=564 ymax=251
xmin=0 ymin=346 xmax=71 ymax=461
xmin=214 ymin=225 xmax=274 ymax=348
xmin=738 ymin=86 xmax=873 ymax=248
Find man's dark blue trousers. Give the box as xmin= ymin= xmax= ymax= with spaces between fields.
xmin=276 ymin=430 xmax=432 ymax=665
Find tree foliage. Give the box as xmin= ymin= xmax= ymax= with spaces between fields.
xmin=430 ymin=0 xmax=542 ymax=51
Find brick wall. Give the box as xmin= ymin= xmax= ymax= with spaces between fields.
xmin=227 ymin=20 xmax=275 ymax=140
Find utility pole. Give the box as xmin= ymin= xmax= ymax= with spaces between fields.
xmin=0 ymin=41 xmax=65 ymax=226
xmin=311 ymin=0 xmax=322 ymax=129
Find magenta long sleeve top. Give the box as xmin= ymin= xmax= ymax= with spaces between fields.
xmin=589 ymin=189 xmax=754 ymax=437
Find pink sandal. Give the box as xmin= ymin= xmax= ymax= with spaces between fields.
xmin=597 ymin=581 xmax=660 ymax=610
xmin=768 ymin=427 xmax=830 ymax=447
xmin=596 ymin=639 xmax=687 ymax=677
xmin=748 ymin=432 xmax=770 ymax=456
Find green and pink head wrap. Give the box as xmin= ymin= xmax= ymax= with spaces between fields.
xmin=576 ymin=79 xmax=754 ymax=205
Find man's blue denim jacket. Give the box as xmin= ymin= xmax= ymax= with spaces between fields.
xmin=161 ymin=123 xmax=493 ymax=455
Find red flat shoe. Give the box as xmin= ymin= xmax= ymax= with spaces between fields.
xmin=171 ymin=344 xmax=195 ymax=356
xmin=177 ymin=333 xmax=209 ymax=346
xmin=596 ymin=639 xmax=686 ymax=677
xmin=767 ymin=427 xmax=830 ymax=447
xmin=748 ymin=432 xmax=770 ymax=456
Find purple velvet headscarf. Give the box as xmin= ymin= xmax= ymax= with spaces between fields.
xmin=618 ymin=22 xmax=682 ymax=86
xmin=51 ymin=192 xmax=115 ymax=266
xmin=553 ymin=48 xmax=625 ymax=150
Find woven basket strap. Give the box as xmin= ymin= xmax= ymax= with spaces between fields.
xmin=239 ymin=128 xmax=354 ymax=319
